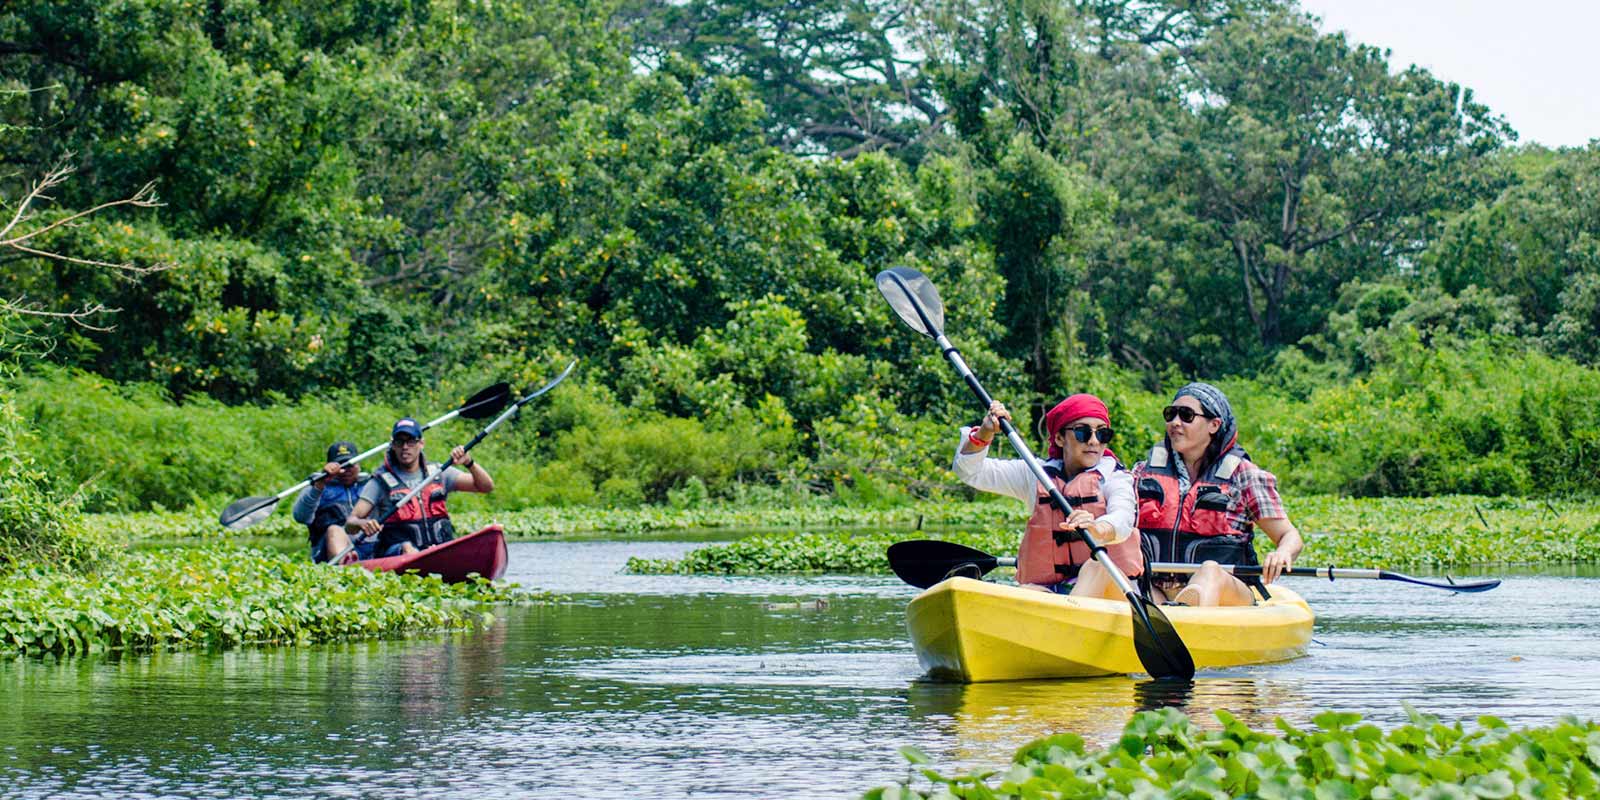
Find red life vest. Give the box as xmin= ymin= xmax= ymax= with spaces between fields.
xmin=373 ymin=460 xmax=457 ymax=553
xmin=1134 ymin=444 xmax=1258 ymax=566
xmin=1017 ymin=463 xmax=1144 ymax=586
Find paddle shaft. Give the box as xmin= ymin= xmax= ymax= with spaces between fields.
xmin=933 ymin=558 xmax=1413 ymax=583
xmin=268 ymin=400 xmax=488 ymax=507
xmin=1148 ymin=562 xmax=1498 ymax=591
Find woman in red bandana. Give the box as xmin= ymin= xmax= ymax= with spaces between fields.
xmin=952 ymin=394 xmax=1142 ymax=598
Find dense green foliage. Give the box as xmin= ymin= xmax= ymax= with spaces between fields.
xmin=26 ymin=335 xmax=1600 ymax=516
xmin=5 ymin=1 xmax=1600 ymax=526
xmin=0 ymin=545 xmax=531 ymax=656
xmin=0 ymin=374 xmax=115 ymax=570
xmin=5 ymin=1 xmax=1593 ymax=428
xmin=626 ymin=494 xmax=1600 ymax=574
xmin=867 ymin=707 xmax=1600 ymax=799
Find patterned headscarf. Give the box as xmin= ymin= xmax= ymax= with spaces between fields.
xmin=1173 ymin=381 xmax=1238 ymax=468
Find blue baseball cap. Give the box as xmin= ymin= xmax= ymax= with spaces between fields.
xmin=391 ymin=418 xmax=423 ymax=439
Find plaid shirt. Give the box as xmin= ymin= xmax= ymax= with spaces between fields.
xmin=1225 ymin=462 xmax=1286 ymax=533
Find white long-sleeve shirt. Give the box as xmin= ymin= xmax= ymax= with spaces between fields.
xmin=951 ymin=426 xmax=1136 ymax=542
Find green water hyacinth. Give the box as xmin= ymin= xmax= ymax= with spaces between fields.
xmin=627 ymin=494 xmax=1600 ymax=575
xmin=868 ymin=707 xmax=1600 ymax=799
xmin=0 ymin=546 xmax=537 ymax=656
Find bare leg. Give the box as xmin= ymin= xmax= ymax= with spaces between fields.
xmin=1175 ymin=561 xmax=1257 ymax=606
xmin=1069 ymin=561 xmax=1121 ymax=600
xmin=322 ymin=525 xmax=356 ymax=564
xmin=400 ymin=542 xmax=419 ymax=555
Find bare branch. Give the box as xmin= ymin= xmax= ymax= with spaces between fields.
xmin=1 ymin=161 xmax=169 ymax=331
xmin=2 ymin=169 xmax=162 ymax=245
xmin=0 ymin=297 xmax=120 ymax=331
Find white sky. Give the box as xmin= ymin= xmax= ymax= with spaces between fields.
xmin=1297 ymin=0 xmax=1600 ymax=148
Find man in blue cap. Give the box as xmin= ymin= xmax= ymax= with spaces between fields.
xmin=291 ymin=440 xmax=374 ymax=564
xmin=344 ymin=417 xmax=495 ymax=557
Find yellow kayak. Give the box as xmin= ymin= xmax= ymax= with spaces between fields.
xmin=907 ymin=577 xmax=1314 ymax=681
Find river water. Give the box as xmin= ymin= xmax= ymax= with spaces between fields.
xmin=2 ymin=538 xmax=1596 ymax=798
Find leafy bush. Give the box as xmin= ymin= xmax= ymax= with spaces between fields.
xmin=0 ymin=386 xmax=114 ymax=570
xmin=867 ymin=707 xmax=1600 ymax=799
xmin=1251 ymin=341 xmax=1600 ymax=497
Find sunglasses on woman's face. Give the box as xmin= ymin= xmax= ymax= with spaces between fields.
xmin=1161 ymin=405 xmax=1214 ymax=424
xmin=1068 ymin=424 xmax=1114 ymax=444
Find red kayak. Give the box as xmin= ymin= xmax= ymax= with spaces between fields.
xmin=356 ymin=524 xmax=509 ymax=583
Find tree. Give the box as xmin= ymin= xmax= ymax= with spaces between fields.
xmin=1425 ymin=145 xmax=1600 ymax=347
xmin=626 ymin=0 xmax=945 ymax=158
xmin=1165 ymin=11 xmax=1511 ymax=348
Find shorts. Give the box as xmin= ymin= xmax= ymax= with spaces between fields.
xmin=308 ymin=507 xmax=375 ymax=563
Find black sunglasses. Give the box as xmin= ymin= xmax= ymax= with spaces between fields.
xmin=1067 ymin=424 xmax=1114 ymax=444
xmin=1162 ymin=405 xmax=1215 ymax=424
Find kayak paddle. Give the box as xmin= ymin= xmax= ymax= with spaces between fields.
xmin=1147 ymin=562 xmax=1501 ymax=593
xmin=875 ymin=266 xmax=1196 ymax=680
xmin=373 ymin=361 xmax=577 ymax=527
xmin=887 ymin=539 xmax=1502 ymax=593
xmin=217 ymin=381 xmax=511 ymax=530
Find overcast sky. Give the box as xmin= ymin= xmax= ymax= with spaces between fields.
xmin=1297 ymin=0 xmax=1599 ymax=148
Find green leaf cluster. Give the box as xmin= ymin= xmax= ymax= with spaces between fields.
xmin=0 ymin=544 xmax=538 ymax=656
xmin=866 ymin=708 xmax=1600 ymax=800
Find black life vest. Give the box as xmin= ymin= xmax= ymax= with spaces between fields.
xmin=372 ymin=460 xmax=456 ymax=553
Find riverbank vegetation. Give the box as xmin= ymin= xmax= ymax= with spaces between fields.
xmin=5 ymin=0 xmax=1600 ymax=514
xmin=626 ymin=495 xmax=1600 ymax=574
xmin=867 ymin=707 xmax=1600 ymax=799
xmin=0 ymin=546 xmax=529 ymax=657
xmin=99 ymin=500 xmax=1007 ymax=543
xmin=4 ymin=1 xmax=1600 ymax=659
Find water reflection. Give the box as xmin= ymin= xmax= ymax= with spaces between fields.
xmin=906 ymin=675 xmax=1311 ymax=762
xmin=1 ymin=539 xmax=1598 ymax=799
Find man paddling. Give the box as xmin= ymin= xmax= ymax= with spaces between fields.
xmin=345 ymin=417 xmax=494 ymax=557
xmin=292 ymin=441 xmax=373 ymax=565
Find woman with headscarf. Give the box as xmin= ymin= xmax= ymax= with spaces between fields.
xmin=1124 ymin=382 xmax=1304 ymax=607
xmin=951 ymin=394 xmax=1143 ymax=597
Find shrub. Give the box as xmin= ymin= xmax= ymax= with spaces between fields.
xmin=0 ymin=385 xmax=114 ymax=571
xmin=868 ymin=707 xmax=1600 ymax=799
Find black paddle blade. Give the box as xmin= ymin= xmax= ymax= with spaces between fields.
xmin=887 ymin=540 xmax=1001 ymax=589
xmin=875 ymin=267 xmax=944 ymax=338
xmin=1395 ymin=574 xmax=1502 ymax=593
xmin=457 ymin=382 xmax=511 ymax=420
xmin=1128 ymin=594 xmax=1197 ymax=680
xmin=219 ymin=495 xmax=279 ymax=530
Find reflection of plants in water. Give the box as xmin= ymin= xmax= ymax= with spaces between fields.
xmin=870 ymin=706 xmax=1600 ymax=799
xmin=906 ymin=677 xmax=1306 ymax=765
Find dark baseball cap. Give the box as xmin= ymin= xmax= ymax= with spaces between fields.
xmin=391 ymin=418 xmax=423 ymax=439
xmin=326 ymin=440 xmax=358 ymax=464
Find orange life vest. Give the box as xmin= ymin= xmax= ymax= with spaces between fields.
xmin=1017 ymin=463 xmax=1144 ymax=586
